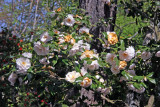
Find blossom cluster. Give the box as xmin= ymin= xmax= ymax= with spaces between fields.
xmin=8 ymin=10 xmax=159 ymax=97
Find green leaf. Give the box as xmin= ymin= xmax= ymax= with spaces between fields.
xmin=87 ymin=60 xmax=92 ymax=64
xmin=75 ymin=76 xmax=83 ymax=82
xmin=133 ymin=82 xmax=141 ymax=89
xmin=76 ymin=52 xmax=82 ymax=56
xmin=148 ymin=78 xmax=156 ymax=84
xmin=62 ymin=59 xmax=69 ymax=65
xmin=27 ymin=73 xmax=33 ymax=81
xmin=98 ymin=60 xmax=105 ymax=67
xmin=133 ymin=76 xmax=144 ymax=82
xmin=120 ymin=40 xmax=125 ymax=51
xmin=62 ymin=104 xmax=69 ymax=107
xmin=147 ymin=72 xmax=154 ymax=78
xmin=84 ymin=73 xmax=91 ymax=77
xmin=97 ymin=38 xmax=105 ymax=44
xmin=102 ymin=32 xmax=108 ymax=38
xmin=121 ymin=71 xmax=133 ymax=80
xmin=91 ymin=83 xmax=96 ymax=89
xmin=75 ymin=66 xmax=81 ymax=72
xmin=114 ymin=57 xmax=119 ymax=66
xmin=140 ymin=82 xmax=147 ymax=88
xmin=52 ymin=60 xmax=57 ymax=66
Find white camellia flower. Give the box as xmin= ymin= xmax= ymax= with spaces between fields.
xmin=34 ymin=41 xmax=49 ymax=55
xmin=8 ymin=72 xmax=18 ymax=86
xmin=69 ymin=43 xmax=80 ymax=56
xmin=120 ymin=76 xmax=127 ymax=82
xmin=99 ymin=78 xmax=105 ymax=83
xmin=79 ymin=27 xmax=90 ymax=34
xmin=87 ymin=60 xmax=99 ymax=71
xmin=64 ymin=14 xmax=75 ymax=27
xmin=80 ymin=77 xmax=92 ymax=87
xmin=80 ymin=67 xmax=87 ymax=76
xmin=111 ymin=65 xmax=120 ymax=74
xmin=95 ymin=75 xmax=100 ymax=79
xmin=155 ymin=51 xmax=160 ymax=57
xmin=22 ymin=52 xmax=32 ymax=58
xmin=80 ymin=43 xmax=90 ymax=51
xmin=16 ymin=69 xmax=28 ymax=74
xmin=106 ymin=53 xmax=116 ymax=65
xmin=141 ymin=51 xmax=152 ymax=61
xmin=101 ymin=87 xmax=112 ymax=94
xmin=127 ymin=83 xmax=145 ymax=94
xmin=119 ymin=46 xmax=135 ymax=61
xmin=135 ymin=87 xmax=145 ymax=94
xmin=127 ymin=70 xmax=136 ymax=76
xmin=129 ymin=63 xmax=136 ymax=69
xmin=16 ymin=57 xmax=31 ymax=71
xmin=127 ymin=83 xmax=136 ymax=91
xmin=65 ymin=71 xmax=81 ymax=83
xmin=106 ymin=0 xmax=111 ymax=5
xmin=39 ymin=57 xmax=50 ymax=65
xmin=40 ymin=32 xmax=52 ymax=43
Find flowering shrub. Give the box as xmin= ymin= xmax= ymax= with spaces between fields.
xmin=0 ymin=4 xmax=160 ymax=107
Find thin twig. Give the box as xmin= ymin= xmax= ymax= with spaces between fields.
xmin=21 ymin=0 xmax=33 ymax=34
xmin=33 ymin=0 xmax=39 ymax=30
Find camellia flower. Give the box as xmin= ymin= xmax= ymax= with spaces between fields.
xmin=16 ymin=69 xmax=28 ymax=74
xmin=129 ymin=63 xmax=136 ymax=69
xmin=75 ymin=14 xmax=83 ymax=19
xmin=106 ymin=53 xmax=116 ymax=65
xmin=22 ymin=52 xmax=32 ymax=58
xmin=119 ymin=61 xmax=127 ymax=70
xmin=80 ymin=67 xmax=87 ymax=76
xmin=54 ymin=30 xmax=60 ymax=35
xmin=80 ymin=50 xmax=94 ymax=59
xmin=95 ymin=75 xmax=100 ymax=79
xmin=155 ymin=51 xmax=160 ymax=57
xmin=80 ymin=77 xmax=92 ymax=87
xmin=64 ymin=35 xmax=72 ymax=42
xmin=107 ymin=31 xmax=118 ymax=45
xmin=78 ymin=41 xmax=90 ymax=51
xmin=8 ymin=72 xmax=18 ymax=86
xmin=16 ymin=57 xmax=31 ymax=71
xmin=39 ymin=57 xmax=50 ymax=65
xmin=87 ymin=60 xmax=100 ymax=71
xmin=127 ymin=70 xmax=136 ymax=76
xmin=127 ymin=83 xmax=145 ymax=94
xmin=70 ymin=38 xmax=75 ymax=45
xmin=141 ymin=51 xmax=152 ymax=61
xmin=64 ymin=14 xmax=75 ymax=27
xmin=119 ymin=46 xmax=135 ymax=61
xmin=34 ymin=41 xmax=49 ymax=55
xmin=111 ymin=65 xmax=120 ymax=74
xmin=65 ymin=71 xmax=81 ymax=83
xmin=99 ymin=78 xmax=105 ymax=83
xmin=40 ymin=32 xmax=52 ymax=43
xmin=79 ymin=27 xmax=90 ymax=34
xmin=58 ymin=35 xmax=65 ymax=44
xmin=69 ymin=43 xmax=80 ymax=56
xmin=106 ymin=0 xmax=111 ymax=5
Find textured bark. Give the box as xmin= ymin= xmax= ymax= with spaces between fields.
xmin=78 ymin=0 xmax=118 ymax=106
xmin=79 ymin=0 xmax=117 ymax=52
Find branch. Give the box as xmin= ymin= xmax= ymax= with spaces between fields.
xmin=21 ymin=0 xmax=33 ymax=34
xmin=33 ymin=0 xmax=39 ymax=30
xmin=101 ymin=95 xmax=129 ymax=107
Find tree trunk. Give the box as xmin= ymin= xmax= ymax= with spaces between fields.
xmin=78 ymin=0 xmax=118 ymax=106
xmin=79 ymin=0 xmax=117 ymax=52
xmin=78 ymin=0 xmax=146 ymax=107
